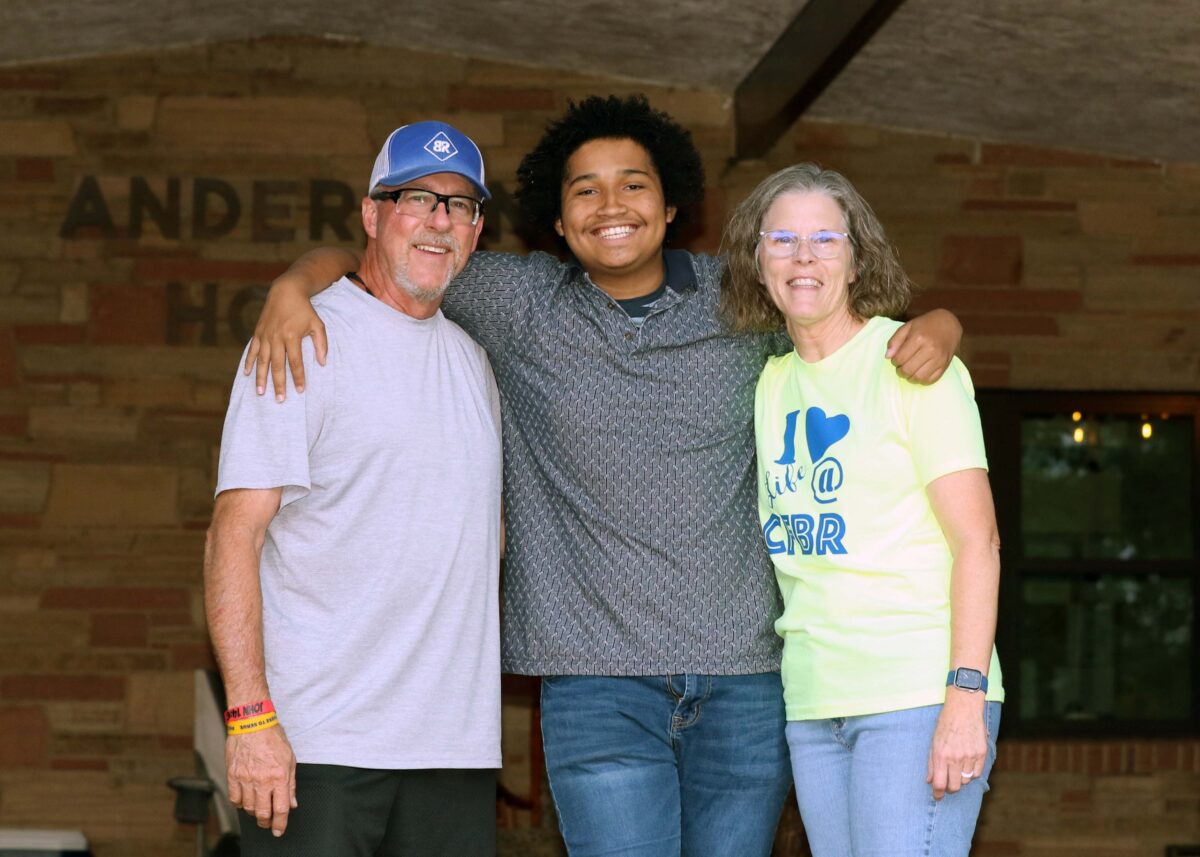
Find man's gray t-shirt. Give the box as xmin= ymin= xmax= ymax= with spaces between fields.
xmin=216 ymin=278 xmax=503 ymax=769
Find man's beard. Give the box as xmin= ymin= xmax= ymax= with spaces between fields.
xmin=394 ymin=272 xmax=451 ymax=303
xmin=393 ymin=234 xmax=459 ymax=302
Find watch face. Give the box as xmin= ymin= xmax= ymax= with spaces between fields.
xmin=955 ymin=668 xmax=984 ymax=691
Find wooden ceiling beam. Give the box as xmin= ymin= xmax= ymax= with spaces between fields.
xmin=733 ymin=0 xmax=907 ymax=161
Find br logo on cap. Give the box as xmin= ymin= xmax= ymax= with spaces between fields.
xmin=424 ymin=131 xmax=458 ymax=161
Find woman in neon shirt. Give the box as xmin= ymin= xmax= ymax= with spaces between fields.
xmin=721 ymin=163 xmax=1003 ymax=857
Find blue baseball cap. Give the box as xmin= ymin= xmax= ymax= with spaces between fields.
xmin=368 ymin=121 xmax=490 ymax=201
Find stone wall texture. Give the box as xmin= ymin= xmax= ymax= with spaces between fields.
xmin=0 ymin=35 xmax=1196 ymax=857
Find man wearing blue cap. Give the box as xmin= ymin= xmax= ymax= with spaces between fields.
xmin=204 ymin=121 xmax=502 ymax=856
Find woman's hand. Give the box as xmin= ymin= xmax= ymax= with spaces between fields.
xmin=886 ymin=309 xmax=963 ymax=383
xmin=926 ymin=691 xmax=988 ymax=800
xmin=245 ymin=277 xmax=327 ymax=401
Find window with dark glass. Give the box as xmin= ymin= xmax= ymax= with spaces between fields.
xmin=978 ymin=392 xmax=1199 ymax=736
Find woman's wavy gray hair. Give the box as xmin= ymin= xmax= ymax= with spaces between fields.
xmin=719 ymin=163 xmax=912 ymax=333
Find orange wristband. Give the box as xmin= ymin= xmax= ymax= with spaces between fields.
xmin=224 ymin=699 xmax=275 ymax=724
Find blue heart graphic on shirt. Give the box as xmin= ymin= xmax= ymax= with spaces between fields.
xmin=805 ymin=407 xmax=850 ymax=463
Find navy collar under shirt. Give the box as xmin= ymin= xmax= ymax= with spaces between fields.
xmin=598 ymin=249 xmax=699 ymax=326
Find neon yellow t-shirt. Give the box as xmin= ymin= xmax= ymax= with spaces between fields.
xmin=755 ymin=316 xmax=1004 ymax=720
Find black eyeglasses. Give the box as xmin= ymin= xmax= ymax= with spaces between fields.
xmin=370 ymin=187 xmax=483 ymax=226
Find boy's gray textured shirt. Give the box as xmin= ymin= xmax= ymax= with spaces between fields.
xmin=444 ymin=249 xmax=788 ymax=676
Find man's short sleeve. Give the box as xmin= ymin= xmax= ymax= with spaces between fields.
xmin=904 ymin=357 xmax=988 ymax=486
xmin=215 ymin=338 xmax=329 ymax=508
xmin=441 ymin=251 xmax=564 ymax=351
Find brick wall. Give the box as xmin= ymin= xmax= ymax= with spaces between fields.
xmin=0 ymin=36 xmax=1196 ymax=856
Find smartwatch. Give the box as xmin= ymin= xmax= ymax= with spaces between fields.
xmin=946 ymin=667 xmax=988 ymax=693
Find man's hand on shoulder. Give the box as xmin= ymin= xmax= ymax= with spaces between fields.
xmin=226 ymin=725 xmax=298 ymax=837
xmin=244 ymin=246 xmax=361 ymax=402
xmin=886 ymin=309 xmax=963 ymax=384
xmin=246 ymin=275 xmax=328 ymax=403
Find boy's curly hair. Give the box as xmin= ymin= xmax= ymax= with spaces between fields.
xmin=514 ymin=94 xmax=705 ymax=243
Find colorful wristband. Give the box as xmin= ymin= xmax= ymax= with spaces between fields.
xmin=226 ymin=712 xmax=279 ymax=735
xmin=223 ymin=699 xmax=275 ymax=724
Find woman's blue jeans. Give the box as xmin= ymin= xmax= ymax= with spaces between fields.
xmin=786 ymin=702 xmax=1002 ymax=857
xmin=540 ymin=673 xmax=793 ymax=856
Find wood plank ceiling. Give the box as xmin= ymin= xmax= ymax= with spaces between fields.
xmin=3 ymin=0 xmax=1198 ymax=164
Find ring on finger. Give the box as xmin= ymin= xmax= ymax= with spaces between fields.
xmin=960 ymin=771 xmax=974 ymax=779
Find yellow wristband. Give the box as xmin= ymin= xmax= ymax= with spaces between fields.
xmin=226 ymin=712 xmax=279 ymax=735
